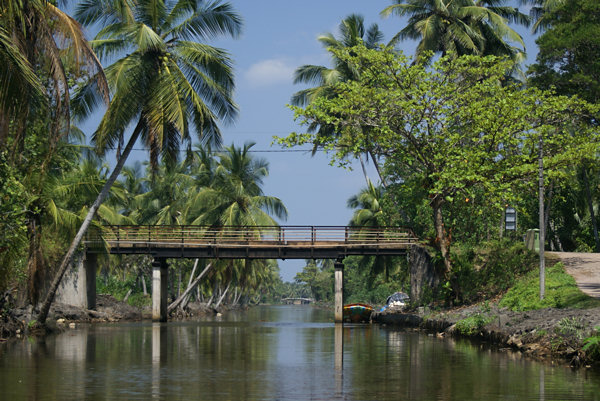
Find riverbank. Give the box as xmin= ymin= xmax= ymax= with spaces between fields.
xmin=0 ymin=293 xmax=224 ymax=340
xmin=373 ymin=302 xmax=600 ymax=368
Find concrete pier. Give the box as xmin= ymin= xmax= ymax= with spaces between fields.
xmin=334 ymin=260 xmax=344 ymax=323
xmin=55 ymin=252 xmax=97 ymax=309
xmin=152 ymin=258 xmax=169 ymax=322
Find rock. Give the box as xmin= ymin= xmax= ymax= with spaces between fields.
xmin=68 ymin=323 xmax=76 ymax=329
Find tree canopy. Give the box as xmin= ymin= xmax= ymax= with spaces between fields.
xmin=278 ymin=44 xmax=599 ymax=275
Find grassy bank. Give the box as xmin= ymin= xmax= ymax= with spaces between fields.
xmin=499 ymin=262 xmax=600 ymax=311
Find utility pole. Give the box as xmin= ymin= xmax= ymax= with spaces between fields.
xmin=539 ymin=133 xmax=545 ymax=300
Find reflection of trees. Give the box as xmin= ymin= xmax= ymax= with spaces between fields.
xmin=2 ymin=316 xmax=600 ymax=399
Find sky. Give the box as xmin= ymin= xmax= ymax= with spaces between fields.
xmin=78 ymin=1 xmax=539 ymax=282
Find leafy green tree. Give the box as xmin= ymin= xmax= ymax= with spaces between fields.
xmin=528 ymin=0 xmax=600 ymax=251
xmin=294 ymin=260 xmax=334 ymax=302
xmin=381 ymin=0 xmax=529 ymax=65
xmin=278 ymin=45 xmax=598 ymax=278
xmin=291 ymin=14 xmax=384 ymax=107
xmin=37 ymin=0 xmax=242 ymax=324
xmin=528 ymin=0 xmax=600 ymax=104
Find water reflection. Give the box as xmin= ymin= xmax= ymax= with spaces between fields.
xmin=0 ymin=306 xmax=599 ymax=400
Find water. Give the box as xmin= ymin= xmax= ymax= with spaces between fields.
xmin=1 ymin=305 xmax=599 ymax=400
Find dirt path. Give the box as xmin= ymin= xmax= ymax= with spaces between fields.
xmin=548 ymin=252 xmax=600 ymax=299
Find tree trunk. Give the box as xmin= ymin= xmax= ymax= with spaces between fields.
xmin=358 ymin=154 xmax=370 ymax=186
xmin=37 ymin=119 xmax=144 ymax=325
xmin=582 ymin=166 xmax=600 ymax=252
xmin=432 ymin=196 xmax=451 ymax=278
xmin=141 ymin=271 xmax=147 ymax=295
xmin=368 ymin=150 xmax=387 ymax=188
xmin=180 ymin=259 xmax=199 ymax=308
xmin=214 ymin=283 xmax=230 ymax=309
xmin=167 ymin=262 xmax=213 ymax=313
xmin=205 ymin=293 xmax=215 ymax=308
xmin=26 ymin=215 xmax=44 ymax=306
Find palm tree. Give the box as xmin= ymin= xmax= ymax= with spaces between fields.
xmin=291 ymin=14 xmax=386 ymax=184
xmin=191 ymin=142 xmax=288 ymax=227
xmin=381 ymin=0 xmax=529 ymax=63
xmin=347 ymin=181 xmax=395 ymax=281
xmin=520 ymin=0 xmax=566 ymax=33
xmin=132 ymin=162 xmax=194 ymax=225
xmin=0 ymin=0 xmax=107 ymax=155
xmin=37 ymin=0 xmax=242 ymax=324
xmin=291 ymin=14 xmax=383 ymax=107
xmin=347 ymin=180 xmax=386 ymax=228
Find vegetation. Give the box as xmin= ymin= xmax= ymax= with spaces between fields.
xmin=381 ymin=0 xmax=529 ymax=68
xmin=455 ymin=313 xmax=494 ymax=336
xmin=1 ymin=0 xmax=600 ymax=326
xmin=499 ymin=263 xmax=600 ymax=311
xmin=279 ymin=44 xmax=598 ymax=281
xmin=583 ymin=326 xmax=600 ymax=362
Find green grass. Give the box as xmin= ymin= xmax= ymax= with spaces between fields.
xmin=455 ymin=313 xmax=494 ymax=336
xmin=499 ymin=262 xmax=600 ymax=311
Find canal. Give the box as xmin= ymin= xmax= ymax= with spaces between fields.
xmin=1 ymin=305 xmax=599 ymax=400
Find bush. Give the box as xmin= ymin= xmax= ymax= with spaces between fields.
xmin=447 ymin=239 xmax=538 ymax=305
xmin=583 ymin=327 xmax=600 ymax=362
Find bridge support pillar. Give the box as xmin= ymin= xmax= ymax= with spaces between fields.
xmin=334 ymin=260 xmax=344 ymax=323
xmin=152 ymin=258 xmax=169 ymax=322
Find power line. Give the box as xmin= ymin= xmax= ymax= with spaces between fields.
xmin=117 ymin=148 xmax=319 ymax=153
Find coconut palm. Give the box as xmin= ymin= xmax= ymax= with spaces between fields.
xmin=0 ymin=0 xmax=107 ymax=153
xmin=348 ymin=181 xmax=396 ymax=281
xmin=37 ymin=0 xmax=242 ymax=324
xmin=291 ymin=14 xmax=384 ymax=107
xmin=132 ymin=162 xmax=195 ymax=225
xmin=381 ymin=0 xmax=529 ymax=63
xmin=191 ymin=142 xmax=288 ymax=227
xmin=291 ymin=14 xmax=386 ymax=184
xmin=520 ymin=0 xmax=566 ymax=33
xmin=347 ymin=180 xmax=386 ymax=228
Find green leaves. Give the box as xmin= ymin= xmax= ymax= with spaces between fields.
xmin=282 ymin=44 xmax=598 ymax=273
xmin=75 ymin=0 xmax=241 ymax=169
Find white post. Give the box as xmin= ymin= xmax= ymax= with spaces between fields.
xmin=334 ymin=260 xmax=344 ymax=323
xmin=152 ymin=258 xmax=168 ymax=322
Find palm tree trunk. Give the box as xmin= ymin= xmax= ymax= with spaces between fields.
xmin=358 ymin=154 xmax=370 ymax=186
xmin=37 ymin=119 xmax=144 ymax=325
xmin=168 ymin=262 xmax=213 ymax=313
xmin=214 ymin=282 xmax=230 ymax=309
xmin=368 ymin=150 xmax=387 ymax=188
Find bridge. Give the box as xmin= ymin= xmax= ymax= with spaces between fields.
xmin=79 ymin=225 xmax=416 ymax=322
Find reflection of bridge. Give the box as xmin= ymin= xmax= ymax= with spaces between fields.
xmin=79 ymin=226 xmax=416 ymax=322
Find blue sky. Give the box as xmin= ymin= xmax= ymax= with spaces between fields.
xmin=79 ymin=1 xmax=539 ymax=281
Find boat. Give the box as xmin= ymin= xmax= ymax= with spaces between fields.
xmin=343 ymin=303 xmax=373 ymax=323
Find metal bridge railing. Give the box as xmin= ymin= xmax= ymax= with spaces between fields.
xmin=86 ymin=225 xmax=416 ymax=248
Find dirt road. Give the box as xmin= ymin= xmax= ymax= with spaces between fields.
xmin=548 ymin=252 xmax=600 ymax=299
